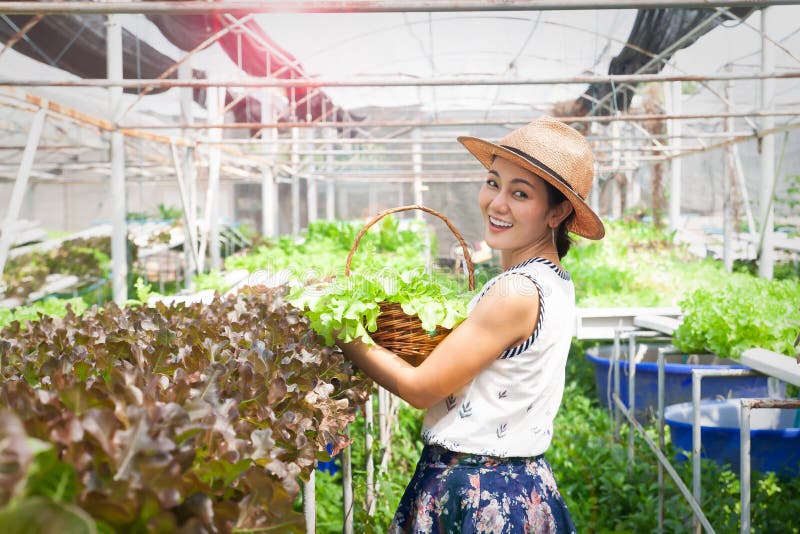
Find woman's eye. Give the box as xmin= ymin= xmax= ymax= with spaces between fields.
xmin=514 ymin=191 xmax=528 ymax=199
xmin=485 ymin=179 xmax=498 ymax=188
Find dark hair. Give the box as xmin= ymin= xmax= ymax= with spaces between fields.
xmin=543 ymin=181 xmax=574 ymax=259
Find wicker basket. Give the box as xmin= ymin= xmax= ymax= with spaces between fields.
xmin=345 ymin=205 xmax=475 ymax=366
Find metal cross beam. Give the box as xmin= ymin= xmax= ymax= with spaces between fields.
xmin=3 ymin=71 xmax=800 ymax=89
xmin=0 ymin=1 xmax=794 ymax=15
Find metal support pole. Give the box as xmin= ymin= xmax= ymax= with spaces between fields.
xmin=260 ymin=92 xmax=277 ymax=238
xmin=740 ymin=402 xmax=752 ymax=534
xmin=612 ymin=393 xmax=715 ymax=533
xmin=291 ymin=127 xmax=301 ymax=234
xmin=612 ymin=325 xmax=623 ymax=438
xmin=107 ymin=15 xmax=127 ymax=304
xmin=668 ymin=81 xmax=682 ymax=232
xmin=589 ymin=123 xmax=601 ymax=216
xmin=0 ymin=106 xmax=46 ymax=277
xmin=378 ymin=387 xmax=388 ymax=453
xmin=692 ymin=371 xmax=703 ymax=534
xmin=739 ymin=398 xmax=800 ymax=534
xmin=170 ymin=143 xmax=201 ymax=277
xmin=325 ymin=128 xmax=336 ymax=221
xmin=657 ymin=348 xmax=666 ymax=534
xmin=731 ymin=142 xmax=757 ymax=246
xmin=260 ymin=164 xmax=276 ymax=238
xmin=307 ymin=127 xmax=317 ymax=224
xmin=723 ymin=75 xmax=734 ymax=272
xmin=628 ymin=333 xmax=637 ymax=463
xmin=610 ymin=119 xmax=621 ymax=219
xmin=758 ymin=7 xmax=776 ymax=279
xmin=178 ymin=60 xmax=197 ymax=287
xmin=303 ymin=470 xmax=315 ymax=534
xmin=365 ymin=394 xmax=376 ymax=516
xmin=342 ymin=426 xmax=354 ymax=534
xmin=412 ymin=129 xmax=423 ymax=216
xmin=691 ymin=369 xmax=758 ymax=534
xmin=207 ymin=87 xmax=222 ymax=271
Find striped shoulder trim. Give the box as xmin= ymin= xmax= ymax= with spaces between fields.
xmin=508 ymin=256 xmax=571 ymax=281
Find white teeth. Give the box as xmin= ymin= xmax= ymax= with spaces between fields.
xmin=489 ymin=216 xmax=512 ymax=228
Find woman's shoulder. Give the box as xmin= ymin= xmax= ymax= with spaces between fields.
xmin=480 ymin=271 xmax=539 ymax=302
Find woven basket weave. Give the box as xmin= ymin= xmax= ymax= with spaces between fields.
xmin=345 ymin=205 xmax=475 ymax=366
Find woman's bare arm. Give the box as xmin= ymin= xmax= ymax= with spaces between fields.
xmin=337 ymin=274 xmax=540 ymax=409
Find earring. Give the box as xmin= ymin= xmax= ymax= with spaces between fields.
xmin=551 ymin=227 xmax=556 ymax=244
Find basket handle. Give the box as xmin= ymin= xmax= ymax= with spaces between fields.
xmin=344 ymin=204 xmax=475 ymax=291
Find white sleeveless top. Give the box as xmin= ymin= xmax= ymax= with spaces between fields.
xmin=421 ymin=257 xmax=575 ymax=458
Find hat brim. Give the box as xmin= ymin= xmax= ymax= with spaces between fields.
xmin=458 ymin=136 xmax=605 ymax=240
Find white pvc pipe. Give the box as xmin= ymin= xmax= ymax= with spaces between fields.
xmin=668 ymin=81 xmax=682 ymax=233
xmin=107 ymin=15 xmax=127 ymax=304
xmin=178 ymin=60 xmax=197 ymax=287
xmin=207 ymin=87 xmax=222 ymax=271
xmin=691 ymin=372 xmax=702 ymax=534
xmin=759 ymin=7 xmax=776 ymax=279
xmin=325 ymin=128 xmax=336 ymax=221
xmin=740 ymin=402 xmax=752 ymax=534
xmin=610 ymin=119 xmax=621 ymax=219
xmin=170 ymin=143 xmax=201 ymax=277
xmin=304 ymin=470 xmax=315 ymax=534
xmin=723 ymin=76 xmax=734 ymax=272
xmin=627 ymin=334 xmax=636 ymax=463
xmin=365 ymin=394 xmax=375 ymax=516
xmin=307 ymin=127 xmax=317 ymax=224
xmin=0 ymin=106 xmax=46 ymax=277
xmin=291 ymin=127 xmax=301 ymax=234
xmin=412 ymin=129 xmax=423 ymax=215
xmin=342 ymin=427 xmax=354 ymax=534
xmin=260 ymin=93 xmax=277 ymax=238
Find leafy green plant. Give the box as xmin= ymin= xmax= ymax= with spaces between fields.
xmin=192 ymin=270 xmax=231 ymax=293
xmin=225 ymin=216 xmax=433 ymax=282
xmin=776 ymin=174 xmax=800 ymax=215
xmin=673 ymin=274 xmax=800 ymax=359
xmin=126 ymin=211 xmax=149 ymax=222
xmin=156 ymin=203 xmax=183 ymax=221
xmin=0 ymin=297 xmax=87 ymax=329
xmin=563 ymin=220 xmax=727 ymax=308
xmin=123 ymin=277 xmax=164 ymax=308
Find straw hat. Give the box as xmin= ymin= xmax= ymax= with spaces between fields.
xmin=458 ymin=116 xmax=605 ymax=240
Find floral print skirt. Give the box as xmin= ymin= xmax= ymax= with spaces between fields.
xmin=390 ymin=445 xmax=576 ymax=534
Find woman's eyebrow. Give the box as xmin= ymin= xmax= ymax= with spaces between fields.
xmin=487 ymin=170 xmax=534 ymax=189
xmin=510 ymin=177 xmax=535 ymax=188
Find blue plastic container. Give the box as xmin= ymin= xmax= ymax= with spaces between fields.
xmin=317 ymin=443 xmax=339 ymax=475
xmin=665 ymin=399 xmax=800 ymax=475
xmin=585 ymin=344 xmax=775 ymax=422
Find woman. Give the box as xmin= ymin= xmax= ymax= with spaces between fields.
xmin=338 ymin=116 xmax=605 ymax=533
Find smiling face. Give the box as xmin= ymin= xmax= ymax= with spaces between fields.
xmin=478 ymin=156 xmax=573 ymax=268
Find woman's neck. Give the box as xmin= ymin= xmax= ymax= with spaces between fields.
xmin=499 ymin=248 xmax=561 ymax=271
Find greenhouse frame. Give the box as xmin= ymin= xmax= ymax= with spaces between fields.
xmin=1 ymin=1 xmax=799 ymax=533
